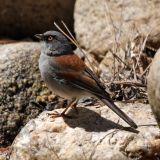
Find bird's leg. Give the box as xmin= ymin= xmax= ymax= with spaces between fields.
xmin=48 ymin=98 xmax=77 ymax=118
xmin=61 ymin=98 xmax=77 ymax=116
xmin=71 ymin=100 xmax=79 ymax=114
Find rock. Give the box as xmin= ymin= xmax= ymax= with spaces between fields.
xmin=146 ymin=27 xmax=160 ymax=53
xmin=74 ymin=0 xmax=160 ymax=58
xmin=0 ymin=153 xmax=8 ymax=160
xmin=0 ymin=42 xmax=56 ymax=146
xmin=0 ymin=0 xmax=75 ymax=38
xmin=98 ymin=49 xmax=126 ymax=80
xmin=147 ymin=49 xmax=160 ymax=127
xmin=0 ymin=147 xmax=11 ymax=160
xmin=10 ymin=102 xmax=160 ymax=160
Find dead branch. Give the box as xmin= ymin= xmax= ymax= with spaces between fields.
xmin=111 ymin=51 xmax=130 ymax=68
xmin=107 ymin=81 xmax=147 ymax=87
xmin=140 ymin=61 xmax=152 ymax=77
xmin=118 ymin=99 xmax=147 ymax=103
xmin=135 ymin=30 xmax=152 ymax=70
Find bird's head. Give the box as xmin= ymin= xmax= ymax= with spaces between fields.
xmin=34 ymin=31 xmax=72 ymax=56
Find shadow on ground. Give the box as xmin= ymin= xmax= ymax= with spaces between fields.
xmin=63 ymin=107 xmax=138 ymax=133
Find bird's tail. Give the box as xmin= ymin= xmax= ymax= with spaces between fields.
xmin=99 ymin=98 xmax=137 ymax=129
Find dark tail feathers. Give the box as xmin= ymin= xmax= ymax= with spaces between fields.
xmin=100 ymin=98 xmax=137 ymax=129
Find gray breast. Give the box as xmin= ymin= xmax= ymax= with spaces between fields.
xmin=38 ymin=53 xmax=89 ymax=99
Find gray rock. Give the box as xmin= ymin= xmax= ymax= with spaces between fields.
xmin=147 ymin=49 xmax=160 ymax=127
xmin=10 ymin=103 xmax=160 ymax=160
xmin=0 ymin=0 xmax=75 ymax=38
xmin=0 ymin=42 xmax=54 ymax=146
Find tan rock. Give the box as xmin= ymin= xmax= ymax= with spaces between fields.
xmin=74 ymin=0 xmax=160 ymax=57
xmin=0 ymin=154 xmax=7 ymax=160
xmin=10 ymin=103 xmax=160 ymax=160
xmin=147 ymin=49 xmax=160 ymax=127
xmin=98 ymin=49 xmax=126 ymax=80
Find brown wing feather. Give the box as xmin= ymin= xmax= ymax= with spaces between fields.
xmin=54 ymin=53 xmax=109 ymax=98
xmin=53 ymin=54 xmax=85 ymax=71
xmin=56 ymin=71 xmax=105 ymax=97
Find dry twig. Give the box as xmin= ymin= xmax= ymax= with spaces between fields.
xmin=111 ymin=51 xmax=130 ymax=68
xmin=107 ymin=81 xmax=147 ymax=88
xmin=134 ymin=30 xmax=152 ymax=70
xmin=54 ymin=21 xmax=96 ymax=73
xmin=140 ymin=61 xmax=152 ymax=77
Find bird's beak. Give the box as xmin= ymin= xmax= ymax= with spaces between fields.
xmin=34 ymin=34 xmax=43 ymax=40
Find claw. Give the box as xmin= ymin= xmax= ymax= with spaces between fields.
xmin=47 ymin=111 xmax=61 ymax=118
xmin=47 ymin=111 xmax=73 ymax=119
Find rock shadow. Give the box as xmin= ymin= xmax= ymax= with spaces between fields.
xmin=63 ymin=107 xmax=138 ymax=133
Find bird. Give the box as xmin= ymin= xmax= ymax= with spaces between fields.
xmin=34 ymin=30 xmax=137 ymax=129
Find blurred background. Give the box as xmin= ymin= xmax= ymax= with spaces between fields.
xmin=0 ymin=0 xmax=75 ymax=39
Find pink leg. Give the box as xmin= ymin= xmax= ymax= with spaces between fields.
xmin=48 ymin=98 xmax=77 ymax=118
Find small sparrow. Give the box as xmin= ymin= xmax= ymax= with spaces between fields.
xmin=35 ymin=31 xmax=137 ymax=129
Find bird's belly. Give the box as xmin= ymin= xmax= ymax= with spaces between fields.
xmin=39 ymin=55 xmax=90 ymax=99
xmin=42 ymin=72 xmax=88 ymax=99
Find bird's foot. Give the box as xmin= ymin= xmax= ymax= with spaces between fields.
xmin=47 ymin=111 xmax=73 ymax=119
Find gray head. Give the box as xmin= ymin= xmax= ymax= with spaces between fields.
xmin=34 ymin=31 xmax=72 ymax=56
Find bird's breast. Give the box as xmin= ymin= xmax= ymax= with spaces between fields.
xmin=38 ymin=53 xmax=89 ymax=99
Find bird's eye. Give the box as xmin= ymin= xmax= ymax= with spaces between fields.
xmin=47 ymin=36 xmax=54 ymax=41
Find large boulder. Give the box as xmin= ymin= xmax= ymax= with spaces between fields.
xmin=0 ymin=42 xmax=54 ymax=147
xmin=10 ymin=103 xmax=160 ymax=160
xmin=0 ymin=0 xmax=75 ymax=38
xmin=74 ymin=0 xmax=160 ymax=58
xmin=147 ymin=49 xmax=160 ymax=127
